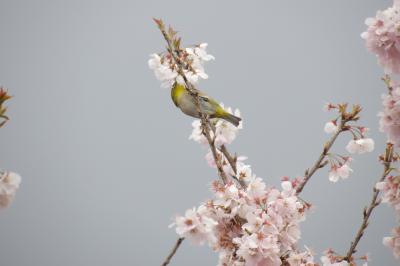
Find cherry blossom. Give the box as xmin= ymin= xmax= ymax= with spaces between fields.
xmin=319 ymin=249 xmax=360 ymax=266
xmin=378 ymin=83 xmax=400 ymax=147
xmin=383 ymin=227 xmax=400 ymax=259
xmin=346 ymin=138 xmax=375 ymax=154
xmin=286 ymin=248 xmax=316 ymax=266
xmin=236 ymin=163 xmax=254 ymax=183
xmin=186 ymin=43 xmax=215 ymax=62
xmin=324 ymin=121 xmax=338 ymax=134
xmin=213 ymin=106 xmax=242 ymax=146
xmin=376 ymin=175 xmax=400 ymax=259
xmin=376 ymin=175 xmax=400 ymax=215
xmin=217 ymin=250 xmax=244 ymax=266
xmin=148 ymin=53 xmax=178 ymax=88
xmin=0 ymin=171 xmax=21 ymax=208
xmin=328 ymin=163 xmax=353 ymax=183
xmin=148 ymin=43 xmax=214 ymax=88
xmin=189 ymin=119 xmax=208 ymax=145
xmin=320 ymin=256 xmax=349 ymax=266
xmin=189 ymin=105 xmax=242 ymax=147
xmin=173 ymin=206 xmax=217 ymax=245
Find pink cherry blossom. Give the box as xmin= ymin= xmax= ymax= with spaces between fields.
xmin=320 ymin=249 xmax=351 ymax=266
xmin=379 ymin=85 xmax=400 ymax=146
xmin=376 ymin=175 xmax=400 ymax=215
xmin=213 ymin=106 xmax=242 ymax=146
xmin=361 ymin=2 xmax=400 ymax=74
xmin=320 ymin=256 xmax=349 ymax=266
xmin=383 ymin=227 xmax=400 ymax=259
xmin=189 ymin=105 xmax=242 ymax=148
xmin=286 ymin=248 xmax=316 ymax=266
xmin=173 ymin=206 xmax=217 ymax=245
xmin=324 ymin=121 xmax=338 ymax=134
xmin=346 ymin=138 xmax=375 ymax=154
xmin=188 ymin=120 xmax=208 ymax=145
xmin=0 ymin=171 xmax=21 ymax=208
xmin=328 ymin=163 xmax=353 ymax=183
xmin=237 ymin=163 xmax=254 ymax=183
xmin=376 ymin=175 xmax=400 ymax=260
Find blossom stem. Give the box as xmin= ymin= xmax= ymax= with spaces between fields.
xmin=343 ymin=143 xmax=393 ymax=262
xmin=161 ymin=237 xmax=185 ymax=266
xmin=296 ymin=120 xmax=346 ymax=194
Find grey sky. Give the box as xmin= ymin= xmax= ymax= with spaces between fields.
xmin=0 ymin=0 xmax=397 ymax=265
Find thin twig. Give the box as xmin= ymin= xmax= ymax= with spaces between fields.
xmin=161 ymin=237 xmax=185 ymax=266
xmin=220 ymin=145 xmax=237 ymax=173
xmin=219 ymin=144 xmax=246 ymax=188
xmin=296 ymin=120 xmax=347 ymax=194
xmin=343 ymin=143 xmax=394 ymax=262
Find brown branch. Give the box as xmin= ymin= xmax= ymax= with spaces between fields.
xmin=343 ymin=143 xmax=394 ymax=262
xmin=219 ymin=144 xmax=246 ymax=188
xmin=161 ymin=237 xmax=184 ymax=266
xmin=220 ymin=145 xmax=236 ymax=173
xmin=296 ymin=119 xmax=347 ymax=194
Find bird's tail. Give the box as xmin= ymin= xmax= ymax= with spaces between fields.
xmin=221 ymin=113 xmax=242 ymax=127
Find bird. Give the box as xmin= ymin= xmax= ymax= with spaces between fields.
xmin=171 ymin=82 xmax=241 ymax=127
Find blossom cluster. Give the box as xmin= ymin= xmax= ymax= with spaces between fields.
xmin=376 ymin=175 xmax=400 ymax=258
xmin=376 ymin=175 xmax=400 ymax=216
xmin=379 ymin=80 xmax=400 ymax=147
xmin=148 ymin=43 xmax=214 ymax=88
xmin=172 ymin=178 xmax=314 ymax=266
xmin=323 ymin=104 xmax=374 ymax=183
xmin=361 ymin=0 xmax=400 ymax=74
xmin=0 ymin=171 xmax=21 ymax=208
xmin=320 ymin=254 xmax=349 ymax=266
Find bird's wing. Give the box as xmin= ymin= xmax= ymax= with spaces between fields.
xmin=198 ymin=94 xmax=210 ymax=102
xmin=196 ymin=91 xmax=225 ymax=116
xmin=197 ymin=91 xmax=216 ymax=103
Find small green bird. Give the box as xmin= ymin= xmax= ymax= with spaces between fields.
xmin=171 ymin=83 xmax=242 ymax=127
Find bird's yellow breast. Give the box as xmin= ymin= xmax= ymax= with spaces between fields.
xmin=171 ymin=83 xmax=186 ymax=107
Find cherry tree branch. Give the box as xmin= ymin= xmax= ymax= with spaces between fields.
xmin=161 ymin=237 xmax=184 ymax=266
xmin=343 ymin=143 xmax=394 ymax=262
xmin=296 ymin=119 xmax=347 ymax=194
